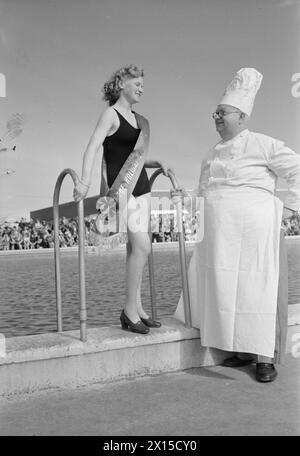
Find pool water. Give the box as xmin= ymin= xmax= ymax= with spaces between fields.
xmin=0 ymin=241 xmax=299 ymax=338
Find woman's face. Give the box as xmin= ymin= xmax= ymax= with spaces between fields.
xmin=120 ymin=76 xmax=144 ymax=104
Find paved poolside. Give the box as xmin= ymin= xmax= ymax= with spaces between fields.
xmin=0 ymin=353 xmax=299 ymax=436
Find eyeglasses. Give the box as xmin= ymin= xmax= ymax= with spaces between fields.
xmin=212 ymin=110 xmax=241 ymax=120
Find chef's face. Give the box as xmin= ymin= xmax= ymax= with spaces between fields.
xmin=213 ymin=104 xmax=245 ymax=139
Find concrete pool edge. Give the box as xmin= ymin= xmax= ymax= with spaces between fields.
xmin=0 ymin=306 xmax=299 ymax=397
xmin=0 ymin=242 xmax=195 ymax=257
xmin=0 ymin=235 xmax=299 ymax=257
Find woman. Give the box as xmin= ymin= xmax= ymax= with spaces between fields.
xmin=74 ymin=64 xmax=170 ymax=334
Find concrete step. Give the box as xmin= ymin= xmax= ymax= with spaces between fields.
xmin=1 ymin=305 xmax=299 ymax=397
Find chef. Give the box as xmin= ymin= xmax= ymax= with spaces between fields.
xmin=175 ymin=68 xmax=300 ymax=382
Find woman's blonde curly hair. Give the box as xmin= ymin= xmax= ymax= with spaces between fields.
xmin=102 ymin=64 xmax=144 ymax=106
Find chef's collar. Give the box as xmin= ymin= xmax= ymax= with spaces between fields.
xmin=218 ymin=128 xmax=249 ymax=147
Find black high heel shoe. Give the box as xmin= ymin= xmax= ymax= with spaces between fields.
xmin=120 ymin=310 xmax=149 ymax=334
xmin=140 ymin=317 xmax=161 ymax=328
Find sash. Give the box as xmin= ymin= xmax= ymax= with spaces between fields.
xmin=94 ymin=112 xmax=150 ymax=236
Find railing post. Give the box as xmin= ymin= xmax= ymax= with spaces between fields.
xmin=148 ymin=228 xmax=157 ymax=320
xmin=78 ymin=198 xmax=87 ymax=342
xmin=53 ymin=168 xmax=87 ymax=341
xmin=149 ymin=169 xmax=192 ymax=328
xmin=53 ymin=175 xmax=63 ymax=333
xmin=174 ymin=193 xmax=192 ymax=328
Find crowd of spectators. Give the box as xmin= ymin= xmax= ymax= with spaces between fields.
xmin=0 ymin=217 xmax=81 ymax=250
xmin=1 ymin=211 xmax=299 ymax=251
xmin=282 ymin=214 xmax=300 ymax=236
xmin=150 ymin=213 xmax=200 ymax=243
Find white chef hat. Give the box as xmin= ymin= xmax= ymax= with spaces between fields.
xmin=218 ymin=67 xmax=263 ymax=116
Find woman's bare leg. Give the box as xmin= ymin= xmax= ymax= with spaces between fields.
xmin=126 ymin=242 xmax=150 ymax=320
xmin=123 ymin=193 xmax=151 ymax=323
xmin=136 ymin=275 xmax=149 ymax=319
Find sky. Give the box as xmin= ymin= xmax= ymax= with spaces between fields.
xmin=0 ymin=0 xmax=299 ymax=220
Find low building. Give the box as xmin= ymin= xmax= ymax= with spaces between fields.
xmin=30 ymin=189 xmax=289 ymax=222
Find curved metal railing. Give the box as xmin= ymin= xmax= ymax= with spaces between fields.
xmin=53 ymin=166 xmax=192 ymax=341
xmin=148 ymin=169 xmax=192 ymax=328
xmin=53 ymin=168 xmax=87 ymax=342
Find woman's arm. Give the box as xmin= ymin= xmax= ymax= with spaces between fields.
xmin=145 ymin=159 xmax=161 ymax=168
xmin=73 ymin=108 xmax=115 ymax=202
xmin=145 ymin=159 xmax=173 ymax=177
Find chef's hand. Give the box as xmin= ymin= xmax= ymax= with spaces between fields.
xmin=170 ymin=188 xmax=189 ymax=204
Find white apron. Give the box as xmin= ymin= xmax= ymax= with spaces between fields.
xmin=175 ymin=187 xmax=283 ymax=358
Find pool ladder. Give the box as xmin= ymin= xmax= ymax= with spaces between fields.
xmin=53 ymin=168 xmax=191 ymax=342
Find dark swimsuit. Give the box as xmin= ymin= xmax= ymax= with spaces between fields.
xmin=103 ymin=109 xmax=150 ymax=197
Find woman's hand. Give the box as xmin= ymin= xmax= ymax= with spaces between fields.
xmin=73 ymin=180 xmax=90 ymax=203
xmin=159 ymin=162 xmax=173 ymax=177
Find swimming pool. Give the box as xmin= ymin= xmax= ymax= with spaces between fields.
xmin=1 ymin=240 xmax=299 ymax=338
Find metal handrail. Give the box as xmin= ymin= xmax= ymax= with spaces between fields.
xmin=53 ymin=166 xmax=191 ymax=339
xmin=148 ymin=169 xmax=192 ymax=328
xmin=53 ymin=168 xmax=87 ymax=342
